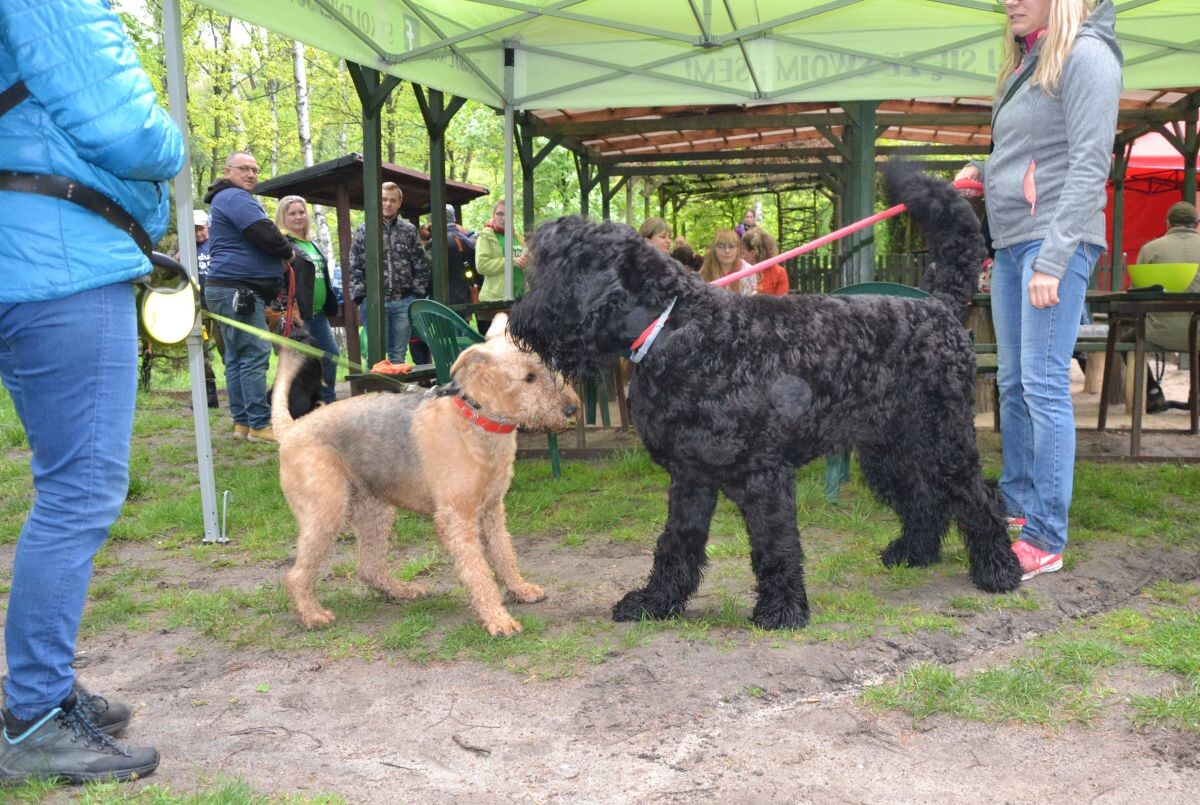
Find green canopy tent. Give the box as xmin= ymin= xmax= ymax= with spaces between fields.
xmin=160 ymin=0 xmax=1200 ymax=540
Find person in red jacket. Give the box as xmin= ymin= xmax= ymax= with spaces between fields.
xmin=741 ymin=226 xmax=789 ymax=296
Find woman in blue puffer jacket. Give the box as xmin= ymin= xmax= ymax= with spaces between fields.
xmin=0 ymin=0 xmax=183 ymax=784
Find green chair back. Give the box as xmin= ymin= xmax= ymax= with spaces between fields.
xmin=831 ymin=281 xmax=931 ymax=299
xmin=408 ymin=299 xmax=484 ymax=386
xmin=823 ymin=282 xmax=931 ymax=501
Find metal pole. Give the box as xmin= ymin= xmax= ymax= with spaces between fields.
xmin=503 ymin=48 xmax=516 ymax=299
xmin=164 ymin=0 xmax=221 ymax=543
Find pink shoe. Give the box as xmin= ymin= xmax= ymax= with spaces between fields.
xmin=1006 ymin=516 xmax=1027 ymax=535
xmin=1012 ymin=539 xmax=1062 ymax=580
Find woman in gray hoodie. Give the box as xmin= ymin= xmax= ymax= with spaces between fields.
xmin=956 ymin=0 xmax=1121 ymax=581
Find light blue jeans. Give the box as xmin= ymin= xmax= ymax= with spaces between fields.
xmin=205 ymin=286 xmax=272 ymax=430
xmin=305 ymin=312 xmax=340 ymax=403
xmin=0 ymin=284 xmax=137 ymax=719
xmin=359 ymin=296 xmax=416 ymax=364
xmin=992 ymin=240 xmax=1099 ymax=554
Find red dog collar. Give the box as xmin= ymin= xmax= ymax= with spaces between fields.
xmin=452 ymin=396 xmax=516 ymax=433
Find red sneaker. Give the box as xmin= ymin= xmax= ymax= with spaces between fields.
xmin=1012 ymin=539 xmax=1062 ymax=580
xmin=1006 ymin=516 xmax=1027 ymax=535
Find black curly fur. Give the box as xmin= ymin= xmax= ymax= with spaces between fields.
xmin=509 ymin=171 xmax=1021 ymax=630
xmin=269 ymin=322 xmax=324 ymax=419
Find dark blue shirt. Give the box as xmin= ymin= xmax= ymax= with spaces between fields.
xmin=207 ymin=186 xmax=284 ymax=281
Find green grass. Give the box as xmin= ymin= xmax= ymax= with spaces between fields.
xmin=865 ymin=583 xmax=1200 ymax=731
xmin=0 ymin=775 xmax=347 ymax=803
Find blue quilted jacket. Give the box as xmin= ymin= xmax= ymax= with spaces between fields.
xmin=0 ymin=0 xmax=185 ymax=303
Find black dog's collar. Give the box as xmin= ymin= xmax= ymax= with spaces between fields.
xmin=628 ymin=296 xmax=676 ymax=364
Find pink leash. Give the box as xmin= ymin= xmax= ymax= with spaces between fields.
xmin=712 ymin=179 xmax=983 ymax=288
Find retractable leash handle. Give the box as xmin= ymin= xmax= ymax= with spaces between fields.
xmin=711 ymin=178 xmax=984 ymax=288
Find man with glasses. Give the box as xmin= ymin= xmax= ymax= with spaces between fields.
xmin=203 ymin=151 xmax=295 ymax=443
xmin=0 ymin=0 xmax=183 ymax=783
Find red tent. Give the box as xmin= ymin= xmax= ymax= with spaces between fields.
xmin=1105 ymin=128 xmax=1199 ymax=286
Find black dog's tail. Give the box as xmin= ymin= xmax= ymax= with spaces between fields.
xmin=884 ymin=165 xmax=987 ymax=316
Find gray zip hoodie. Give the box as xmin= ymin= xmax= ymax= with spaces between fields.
xmin=971 ymin=0 xmax=1123 ymax=279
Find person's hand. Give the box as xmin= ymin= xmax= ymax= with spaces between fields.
xmin=954 ymin=164 xmax=982 ymax=197
xmin=515 ymin=252 xmax=528 ymax=268
xmin=1028 ymin=271 xmax=1060 ymax=308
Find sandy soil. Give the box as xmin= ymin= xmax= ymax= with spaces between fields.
xmin=9 ymin=364 xmax=1200 ymax=803
xmin=72 ymin=533 xmax=1200 ymax=803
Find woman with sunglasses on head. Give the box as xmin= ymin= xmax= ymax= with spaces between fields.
xmin=275 ymin=196 xmax=341 ymax=404
xmin=954 ymin=0 xmax=1121 ymax=581
xmin=700 ymin=229 xmax=756 ymax=295
xmin=740 ymin=226 xmax=789 ymax=297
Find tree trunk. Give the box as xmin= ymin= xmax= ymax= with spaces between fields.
xmin=292 ymin=40 xmax=335 ymax=267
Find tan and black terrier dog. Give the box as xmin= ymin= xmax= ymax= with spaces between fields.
xmin=272 ymin=316 xmax=579 ymax=637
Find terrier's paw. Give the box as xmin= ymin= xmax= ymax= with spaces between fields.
xmin=384 ymin=582 xmax=427 ymax=601
xmin=880 ymin=538 xmax=940 ymax=568
xmin=483 ymin=612 xmax=523 ymax=637
xmin=611 ymin=588 xmax=677 ymax=622
xmin=751 ymin=597 xmax=810 ymax=631
xmin=298 ymin=608 xmax=336 ymax=629
xmin=509 ymin=582 xmax=546 ymax=603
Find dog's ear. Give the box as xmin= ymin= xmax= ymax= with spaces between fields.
xmin=485 ymin=313 xmax=509 ymax=341
xmin=450 ymin=343 xmax=492 ymax=386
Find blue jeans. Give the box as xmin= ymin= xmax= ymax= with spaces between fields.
xmin=205 ymin=286 xmax=272 ymax=430
xmin=992 ymin=240 xmax=1099 ymax=554
xmin=359 ymin=296 xmax=415 ymax=363
xmin=304 ymin=312 xmax=340 ymax=403
xmin=0 ymin=284 xmax=137 ymax=719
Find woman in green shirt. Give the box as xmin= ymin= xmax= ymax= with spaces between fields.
xmin=276 ymin=195 xmax=341 ymax=403
xmin=475 ymin=198 xmax=527 ymax=333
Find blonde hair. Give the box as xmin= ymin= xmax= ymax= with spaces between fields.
xmin=995 ymin=0 xmax=1097 ymax=96
xmin=699 ymin=229 xmax=740 ymax=283
xmin=740 ymin=226 xmax=779 ymax=262
xmin=638 ymin=217 xmax=669 ymax=241
xmin=275 ymin=195 xmax=310 ymax=241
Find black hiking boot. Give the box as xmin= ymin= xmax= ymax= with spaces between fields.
xmin=2 ymin=678 xmax=130 ymax=737
xmin=0 ymin=696 xmax=158 ymax=784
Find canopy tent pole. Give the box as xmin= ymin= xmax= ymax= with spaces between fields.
xmin=413 ymin=86 xmax=467 ymax=304
xmin=842 ymin=101 xmax=878 ymax=285
xmin=503 ymin=48 xmax=516 ymax=299
xmin=164 ymin=0 xmax=222 ymax=543
xmin=1109 ymin=140 xmax=1133 ymax=291
xmin=346 ymin=63 xmax=400 ymax=369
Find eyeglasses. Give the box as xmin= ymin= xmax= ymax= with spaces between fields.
xmin=715 ymin=242 xmax=738 ymax=249
xmin=231 ymin=165 xmax=260 ymax=175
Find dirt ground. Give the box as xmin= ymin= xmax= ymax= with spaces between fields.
xmin=11 ymin=364 xmax=1200 ymax=803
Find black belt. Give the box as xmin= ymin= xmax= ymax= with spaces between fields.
xmin=0 ymin=171 xmax=154 ymax=257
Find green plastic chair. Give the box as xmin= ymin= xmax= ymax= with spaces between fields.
xmin=823 ymin=282 xmax=931 ymax=502
xmin=408 ymin=299 xmax=563 ymax=479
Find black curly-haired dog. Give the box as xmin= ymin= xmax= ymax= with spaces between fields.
xmin=508 ymin=169 xmax=1022 ymax=630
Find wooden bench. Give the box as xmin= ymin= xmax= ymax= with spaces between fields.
xmin=346 ymin=364 xmax=438 ymax=394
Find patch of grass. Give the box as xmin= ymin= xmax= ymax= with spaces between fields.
xmin=0 ymin=774 xmax=345 ymax=803
xmin=1130 ymin=683 xmax=1200 ymax=733
xmin=868 ymin=585 xmax=1200 ymax=731
xmin=865 ymin=634 xmax=1121 ymax=727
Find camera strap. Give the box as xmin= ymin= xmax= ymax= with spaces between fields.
xmin=0 ymin=80 xmax=154 ymax=258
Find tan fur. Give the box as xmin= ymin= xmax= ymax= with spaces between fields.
xmin=273 ymin=315 xmax=579 ymax=636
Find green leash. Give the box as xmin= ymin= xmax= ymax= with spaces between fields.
xmin=203 ymin=309 xmax=367 ymax=374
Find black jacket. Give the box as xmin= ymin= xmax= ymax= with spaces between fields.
xmin=287 ymin=236 xmax=339 ymax=320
